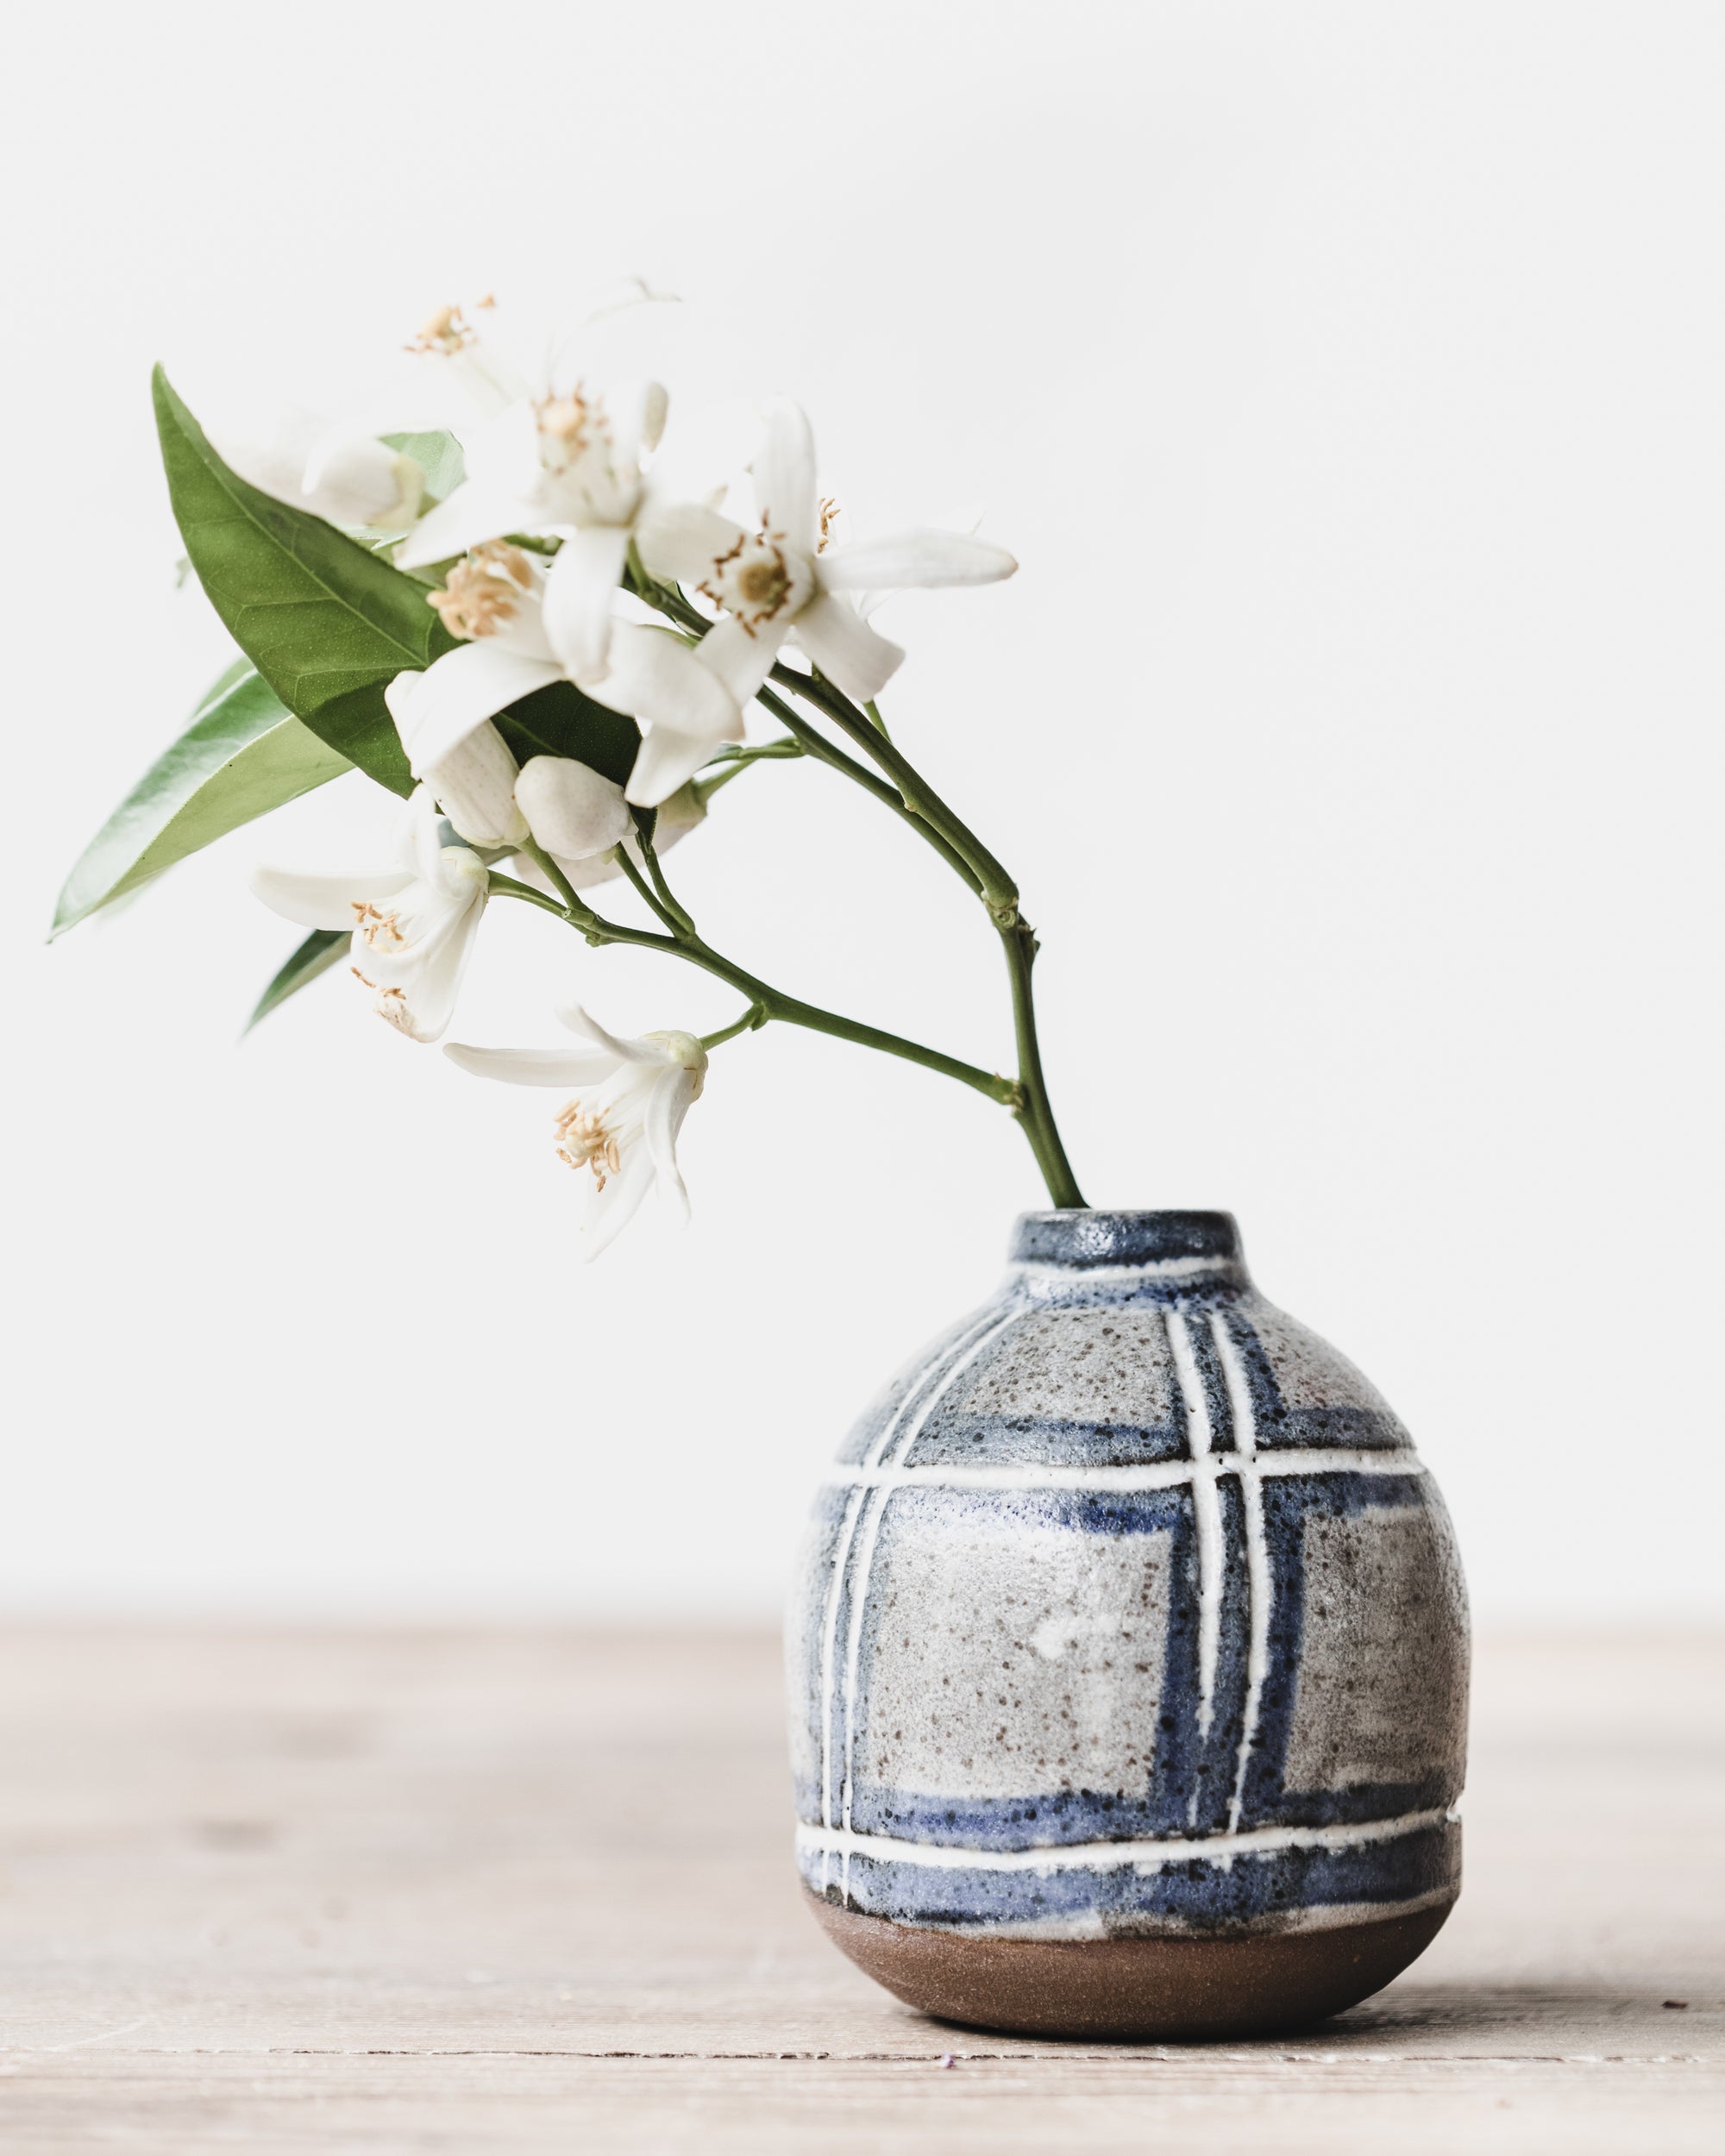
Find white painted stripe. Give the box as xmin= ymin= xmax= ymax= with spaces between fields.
xmin=796 ymin=1804 xmax=1457 ymax=1876
xmin=822 ymin=1447 xmax=1423 ymax=1495
xmin=815 ymin=1305 xmax=1007 ymax=1875
xmin=1208 ymin=1311 xmax=1258 ymax=1466
xmin=1212 ymin=1312 xmax=1271 ymax=1834
xmin=1166 ymin=1309 xmax=1222 ymax=1746
xmin=836 ymin=1307 xmax=1027 ymax=1902
xmin=878 ymin=1881 xmax=1460 ymax=1942
xmin=814 ymin=1489 xmax=866 ymax=1848
xmin=1007 ymin=1255 xmax=1240 ymax=1288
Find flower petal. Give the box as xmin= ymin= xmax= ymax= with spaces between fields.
xmin=815 ymin=530 xmax=1019 ymax=592
xmin=443 ymin=1043 xmax=620 ymax=1087
xmin=395 ymin=481 xmax=538 ymax=568
xmin=693 ymin=614 xmax=787 ymax=709
xmin=392 ymin=644 xmax=564 ymax=774
xmin=250 ymin=864 xmax=411 ymax=931
xmin=301 ymin=433 xmax=423 ymax=530
xmin=644 ymin=1063 xmax=700 ymax=1222
xmin=586 ymin=626 xmax=737 ymax=732
xmin=554 ymin=1004 xmax=666 ymax=1066
xmin=424 ymin=719 xmax=527 ymax=848
xmin=579 ymin=1146 xmax=656 ymax=1261
xmin=385 ymin=893 xmax=485 ymax=1043
xmin=635 ymin=500 xmax=743 ymax=586
xmin=624 ymin=725 xmax=724 ymax=808
xmin=755 ymin=401 xmax=818 ymax=548
xmin=792 ymin=594 xmax=906 ymax=703
xmin=542 ymin=523 xmax=630 ymax=680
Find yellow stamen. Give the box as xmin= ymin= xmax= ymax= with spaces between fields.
xmin=426 ymin=541 xmax=535 ymax=640
xmin=405 ymin=304 xmax=474 ymax=357
xmin=351 ymin=901 xmax=408 ymax=952
xmin=554 ymin=1100 xmax=622 ymax=1191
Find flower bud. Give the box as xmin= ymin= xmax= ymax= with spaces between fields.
xmin=426 ymin=721 xmax=529 ymax=848
xmin=302 ymin=438 xmax=425 ymax=530
xmin=516 ymin=756 xmax=631 ymax=862
xmin=210 ymin=406 xmax=423 ymax=530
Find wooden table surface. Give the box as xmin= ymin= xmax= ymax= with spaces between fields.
xmin=0 ymin=1626 xmax=1716 ymax=2153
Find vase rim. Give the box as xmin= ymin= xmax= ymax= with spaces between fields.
xmin=1009 ymin=1209 xmax=1244 ymax=1269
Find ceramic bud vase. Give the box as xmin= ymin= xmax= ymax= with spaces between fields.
xmin=786 ymin=1211 xmax=1469 ymax=2039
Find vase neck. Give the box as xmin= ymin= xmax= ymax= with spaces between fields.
xmin=1008 ymin=1210 xmax=1247 ymax=1282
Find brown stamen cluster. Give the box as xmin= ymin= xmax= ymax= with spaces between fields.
xmin=817 ymin=496 xmax=840 ymax=551
xmin=427 ymin=542 xmax=534 ymax=640
xmin=405 ymin=304 xmax=475 ymax=356
xmin=700 ymin=530 xmax=795 ymax=637
xmin=555 ymin=1099 xmax=622 ymax=1189
xmin=351 ymin=902 xmax=408 ymax=952
xmin=536 ymin=389 xmax=600 ymax=462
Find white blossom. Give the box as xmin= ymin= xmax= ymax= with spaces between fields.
xmin=636 ymin=402 xmax=1018 ymax=710
xmin=250 ymin=788 xmax=487 ymax=1043
xmin=397 ymin=366 xmax=665 ymax=686
xmin=386 ymin=542 xmax=738 ymax=812
xmin=446 ymin=1007 xmax=708 ymax=1257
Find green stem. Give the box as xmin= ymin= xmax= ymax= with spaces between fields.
xmin=700 ymin=1003 xmax=767 ymax=1050
xmin=623 ymin=568 xmax=1084 ymax=1202
xmin=1000 ymin=916 xmax=1084 ymax=1208
xmin=769 ymin=661 xmax=1019 ymax=915
xmin=766 ymin=667 xmax=1086 ymax=1206
xmin=486 ymin=866 xmax=1015 ymax=1106
xmin=752 ymin=686 xmax=983 ymax=895
xmin=696 ymin=738 xmax=804 ymax=804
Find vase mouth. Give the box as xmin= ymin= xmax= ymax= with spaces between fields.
xmin=1009 ymin=1209 xmax=1244 ymax=1269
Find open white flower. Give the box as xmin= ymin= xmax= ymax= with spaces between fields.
xmin=251 ymin=788 xmax=487 ymax=1042
xmin=386 ymin=542 xmax=738 ymax=812
xmin=636 ymin=402 xmax=1019 ymax=709
xmin=446 ymin=1007 xmax=708 ymax=1257
xmin=398 ymin=374 xmax=667 ymax=685
xmin=210 ymin=404 xmax=425 ymax=531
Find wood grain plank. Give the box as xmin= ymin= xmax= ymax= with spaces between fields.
xmin=0 ymin=1625 xmax=1716 ymax=2150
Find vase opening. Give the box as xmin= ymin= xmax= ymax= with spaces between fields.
xmin=1010 ymin=1207 xmax=1244 ymax=1269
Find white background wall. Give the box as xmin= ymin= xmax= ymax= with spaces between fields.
xmin=4 ymin=1 xmax=1719 ymax=1620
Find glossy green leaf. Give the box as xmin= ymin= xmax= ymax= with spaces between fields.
xmin=245 ymin=927 xmax=352 ymax=1032
xmin=52 ymin=661 xmax=353 ymax=937
xmin=153 ymin=366 xmax=456 ymax=795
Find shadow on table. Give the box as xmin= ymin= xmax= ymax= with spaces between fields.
xmin=892 ymin=1984 xmax=1715 ymax=2053
xmin=1323 ymin=1982 xmax=1712 ymax=2047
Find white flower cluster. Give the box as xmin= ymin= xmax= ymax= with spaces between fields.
xmin=235 ymin=294 xmax=1019 ymax=1252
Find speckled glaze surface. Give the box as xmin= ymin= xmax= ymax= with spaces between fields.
xmin=786 ymin=1211 xmax=1469 ymax=2035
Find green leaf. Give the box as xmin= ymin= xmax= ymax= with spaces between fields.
xmin=381 ymin=429 xmax=466 ymax=504
xmin=52 ymin=661 xmax=353 ymax=937
xmin=245 ymin=927 xmax=352 ymax=1033
xmin=492 ymin=680 xmax=642 ymax=792
xmin=153 ymin=366 xmax=457 ymax=795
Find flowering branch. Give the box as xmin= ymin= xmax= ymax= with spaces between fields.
xmin=490 ymin=844 xmax=1019 ymax=1108
xmin=625 ymin=563 xmax=1081 ymax=1197
xmin=628 ymin=570 xmax=1082 ymax=1203
xmin=60 ymin=309 xmax=1096 ymax=1253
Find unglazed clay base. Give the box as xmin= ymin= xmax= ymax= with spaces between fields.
xmin=804 ymin=1886 xmax=1455 ymax=2040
